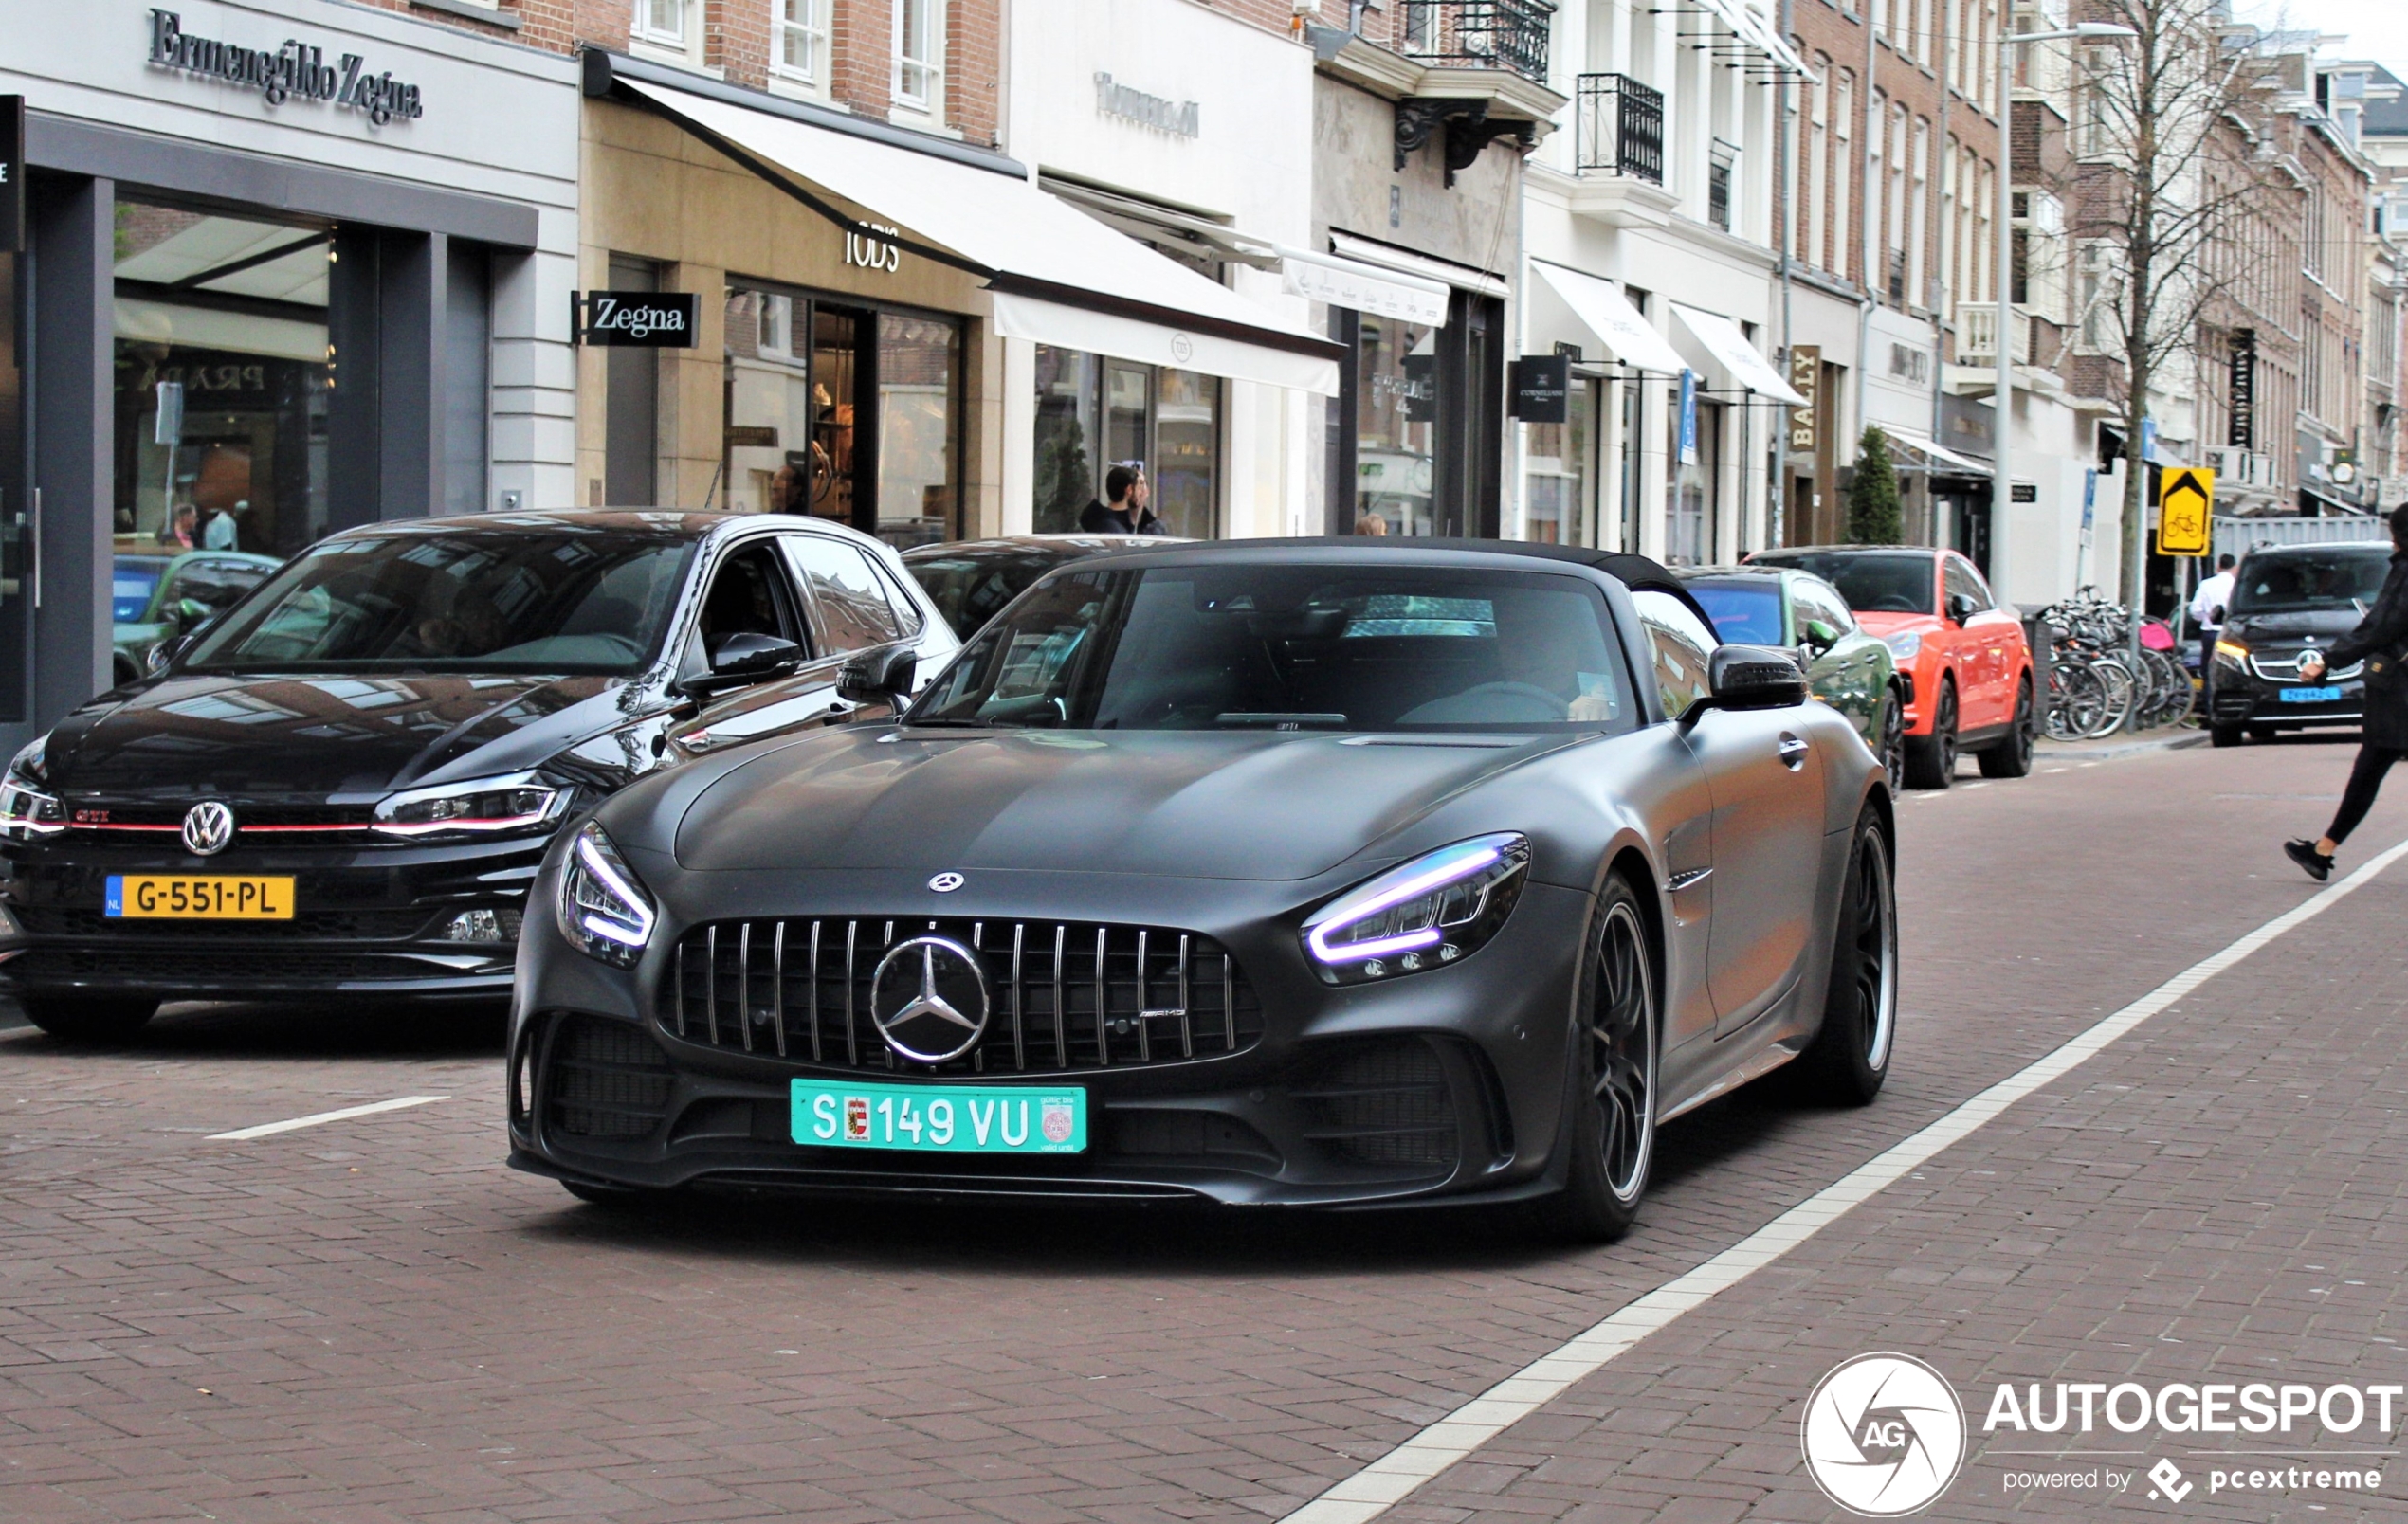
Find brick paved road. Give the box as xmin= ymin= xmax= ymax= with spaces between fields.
xmin=1 ymin=735 xmax=2401 ymax=1523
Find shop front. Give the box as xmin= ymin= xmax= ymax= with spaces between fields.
xmin=0 ymin=0 xmax=577 ymax=744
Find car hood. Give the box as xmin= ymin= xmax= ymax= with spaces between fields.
xmin=2227 ymin=609 xmax=2362 ymax=642
xmin=42 ymin=671 xmax=637 ymax=801
xmin=1848 ymin=611 xmax=1938 ymax=639
xmin=670 ymin=728 xmax=1561 ymax=881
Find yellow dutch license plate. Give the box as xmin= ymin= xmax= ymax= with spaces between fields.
xmin=104 ymin=875 xmax=296 ymax=920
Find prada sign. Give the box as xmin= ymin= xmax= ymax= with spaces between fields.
xmin=147 ymin=9 xmax=425 ymax=126
xmin=574 ymin=291 xmax=699 ymax=348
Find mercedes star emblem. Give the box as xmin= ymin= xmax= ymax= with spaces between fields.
xmin=181 ymin=801 xmax=236 ymax=857
xmin=868 ymin=935 xmax=991 ymax=1063
xmin=928 ymin=871 xmax=965 ymax=893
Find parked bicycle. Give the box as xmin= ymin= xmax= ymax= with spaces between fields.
xmin=2036 ymin=589 xmax=2195 ymax=739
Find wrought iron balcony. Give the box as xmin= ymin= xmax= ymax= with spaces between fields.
xmin=1401 ymin=0 xmax=1556 ymax=84
xmin=1575 ymin=73 xmax=1664 ymax=183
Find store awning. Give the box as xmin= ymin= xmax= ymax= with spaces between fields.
xmin=1880 ymin=427 xmax=1989 ymax=475
xmin=1329 ymin=232 xmax=1511 ymax=300
xmin=1278 ymin=247 xmax=1450 ymax=326
xmin=1530 ymin=261 xmax=1688 ymax=375
xmin=617 ymin=78 xmax=1343 ymax=395
xmin=1670 ymin=303 xmax=1808 ymax=406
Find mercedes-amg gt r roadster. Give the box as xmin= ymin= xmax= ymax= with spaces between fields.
xmin=508 ymin=540 xmax=1898 ymax=1238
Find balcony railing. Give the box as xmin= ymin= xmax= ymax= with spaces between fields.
xmin=1957 ymin=304 xmax=2032 ymax=366
xmin=1402 ymin=1 xmax=1556 ymax=84
xmin=1707 ymin=137 xmax=1740 ymax=229
xmin=1576 ymin=73 xmax=1664 ymax=183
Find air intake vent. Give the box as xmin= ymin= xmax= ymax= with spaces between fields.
xmin=1295 ymin=1037 xmax=1459 ymax=1170
xmin=545 ymin=1016 xmax=674 ymax=1139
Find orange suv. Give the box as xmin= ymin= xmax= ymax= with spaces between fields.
xmin=1748 ymin=546 xmax=2036 ymax=788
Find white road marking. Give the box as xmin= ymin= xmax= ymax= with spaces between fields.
xmin=209 ymin=1095 xmax=450 ymax=1141
xmin=1275 ymin=836 xmax=2408 ymax=1524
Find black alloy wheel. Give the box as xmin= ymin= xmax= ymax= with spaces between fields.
xmin=20 ymin=995 xmax=159 ymax=1045
xmin=1541 ymin=879 xmax=1659 ymax=1243
xmin=1904 ymin=678 xmax=1959 ymax=789
xmin=1795 ymin=805 xmax=1897 ymax=1104
xmin=1876 ymin=689 xmax=1907 ymax=796
xmin=1978 ymin=676 xmax=2036 ymax=778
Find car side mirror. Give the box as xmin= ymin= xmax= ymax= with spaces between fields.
xmin=1801 ymin=618 xmax=1840 ymax=655
xmin=1946 ymin=592 xmax=1979 ymax=626
xmin=1683 ymin=644 xmax=1809 ymax=725
xmin=173 ymin=597 xmax=212 ymax=632
xmin=838 ymin=645 xmax=919 ymax=706
xmin=680 ymin=631 xmax=804 ymax=699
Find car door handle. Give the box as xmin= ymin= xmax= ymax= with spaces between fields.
xmin=1778 ymin=734 xmax=1810 ymax=771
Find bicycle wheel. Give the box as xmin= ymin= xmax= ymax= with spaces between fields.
xmin=2087 ymin=658 xmax=2136 ymax=737
xmin=2047 ymin=660 xmax=2106 ymax=741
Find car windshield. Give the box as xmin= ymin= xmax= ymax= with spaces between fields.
xmin=908 ymin=564 xmax=1638 ymax=733
xmin=182 ymin=530 xmax=697 ymax=675
xmin=906 ymin=550 xmax=1079 ymax=640
xmin=114 ymin=559 xmax=170 ymax=624
xmin=1685 ymin=580 xmax=1785 ymax=644
xmin=1750 ymin=551 xmax=1934 ymax=615
xmin=2230 ymin=549 xmax=2392 ymax=615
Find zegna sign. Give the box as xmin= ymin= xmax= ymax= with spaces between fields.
xmin=145 ymin=9 xmax=425 ymax=127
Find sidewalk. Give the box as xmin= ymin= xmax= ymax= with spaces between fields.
xmin=2036 ymin=725 xmax=2207 ymax=763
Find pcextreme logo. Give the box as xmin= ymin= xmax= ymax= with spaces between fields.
xmin=1801 ymin=1353 xmax=1968 ymax=1516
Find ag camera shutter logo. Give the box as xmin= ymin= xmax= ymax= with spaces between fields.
xmin=1802 ymin=1353 xmax=1967 ymax=1515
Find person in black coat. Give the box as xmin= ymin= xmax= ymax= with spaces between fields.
xmin=2286 ymin=502 xmax=2408 ymax=880
xmin=1078 ymin=464 xmax=1168 ymax=535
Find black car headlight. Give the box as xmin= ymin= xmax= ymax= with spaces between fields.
xmin=373 ymin=772 xmax=568 ymax=840
xmin=556 ymin=821 xmax=656 ymax=968
xmin=0 ymin=735 xmax=64 ymax=841
xmin=1302 ymin=832 xmax=1529 ymax=986
xmin=2213 ymin=638 xmax=2249 ymax=671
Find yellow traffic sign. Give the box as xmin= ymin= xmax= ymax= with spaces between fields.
xmin=2157 ymin=467 xmax=2214 ymax=556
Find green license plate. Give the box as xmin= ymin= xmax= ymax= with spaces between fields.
xmin=790 ymin=1079 xmax=1087 ymax=1154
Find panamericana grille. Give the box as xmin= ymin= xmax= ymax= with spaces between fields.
xmin=664 ymin=917 xmax=1262 ymax=1074
xmin=545 ymin=1015 xmax=675 ymax=1139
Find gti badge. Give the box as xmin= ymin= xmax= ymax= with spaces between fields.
xmin=927 ymin=871 xmax=965 ymax=893
xmin=181 ymin=801 xmax=236 ymax=857
xmin=868 ymin=936 xmax=990 ymax=1063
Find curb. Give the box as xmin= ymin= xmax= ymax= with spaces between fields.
xmin=2036 ymin=731 xmax=2209 ymax=763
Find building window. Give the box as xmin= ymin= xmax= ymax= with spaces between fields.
xmin=895 ymin=0 xmax=942 ymax=113
xmin=1032 ymin=347 xmax=1220 ymax=537
xmin=775 ymin=0 xmax=829 ymax=85
xmin=1523 ymin=374 xmax=1591 ymax=545
xmin=633 ymin=0 xmax=687 ymax=48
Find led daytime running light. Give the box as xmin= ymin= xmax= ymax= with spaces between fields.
xmin=1305 ymin=843 xmax=1503 ymax=965
xmin=574 ymin=832 xmax=652 ymax=947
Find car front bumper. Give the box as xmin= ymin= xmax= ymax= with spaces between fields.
xmin=510 ymin=860 xmax=1596 ymax=1209
xmin=0 ymin=833 xmax=552 ymax=1002
xmin=2208 ymin=670 xmax=2365 ymax=732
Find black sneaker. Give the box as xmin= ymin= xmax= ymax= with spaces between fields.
xmin=2284 ymin=839 xmax=2333 ymax=882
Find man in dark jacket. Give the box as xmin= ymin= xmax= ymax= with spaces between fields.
xmin=2286 ymin=502 xmax=2408 ymax=880
xmin=1079 ymin=464 xmax=1167 ymax=535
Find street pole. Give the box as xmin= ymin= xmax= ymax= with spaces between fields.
xmin=1995 ymin=32 xmax=2013 ymax=587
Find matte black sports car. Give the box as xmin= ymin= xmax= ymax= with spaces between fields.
xmin=509 ymin=540 xmax=1896 ymax=1238
xmin=0 ymin=511 xmax=956 ymax=1041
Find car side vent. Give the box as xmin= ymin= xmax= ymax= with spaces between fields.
xmin=545 ymin=1015 xmax=675 ymax=1140
xmin=1294 ymin=1037 xmax=1459 ymax=1170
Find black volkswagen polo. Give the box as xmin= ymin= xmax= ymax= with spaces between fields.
xmin=0 ymin=510 xmax=955 ymax=1042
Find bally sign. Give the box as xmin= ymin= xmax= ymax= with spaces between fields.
xmin=574 ymin=291 xmax=699 ymax=348
xmin=147 ymin=9 xmax=424 ymax=126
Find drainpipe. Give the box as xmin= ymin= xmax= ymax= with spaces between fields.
xmin=1850 ymin=0 xmax=1879 ymax=465
xmin=1929 ymin=0 xmax=1951 ymax=547
xmin=1776 ymin=0 xmax=1795 ymax=547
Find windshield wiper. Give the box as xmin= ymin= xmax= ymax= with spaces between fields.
xmin=902 ymin=716 xmax=996 ymax=728
xmin=1216 ymin=712 xmax=1349 ymax=730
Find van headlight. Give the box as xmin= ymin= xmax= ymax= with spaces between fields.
xmin=1302 ymin=832 xmax=1529 ymax=985
xmin=0 ymin=735 xmax=64 ymax=840
xmin=374 ymin=772 xmax=567 ymax=839
xmin=556 ymin=821 xmax=656 ymax=967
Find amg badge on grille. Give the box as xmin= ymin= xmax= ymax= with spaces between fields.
xmin=868 ymin=935 xmax=991 ymax=1062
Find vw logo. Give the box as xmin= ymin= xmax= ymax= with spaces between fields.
xmin=181 ymin=801 xmax=236 ymax=857
xmin=1800 ymin=1353 xmax=1965 ymax=1516
xmin=868 ymin=936 xmax=991 ymax=1063
xmin=927 ymin=871 xmax=965 ymax=893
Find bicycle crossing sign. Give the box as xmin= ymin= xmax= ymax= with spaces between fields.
xmin=2157 ymin=466 xmax=2214 ymax=555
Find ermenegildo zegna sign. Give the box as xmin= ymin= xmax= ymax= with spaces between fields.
xmin=146 ymin=9 xmax=425 ymax=126
xmin=573 ymin=291 xmax=700 ymax=348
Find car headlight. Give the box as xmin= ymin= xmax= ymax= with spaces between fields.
xmin=556 ymin=820 xmax=656 ymax=967
xmin=1301 ymin=832 xmax=1529 ymax=986
xmin=2213 ymin=638 xmax=2250 ymax=668
xmin=372 ymin=772 xmax=568 ymax=839
xmin=0 ymin=735 xmax=64 ymax=840
xmin=1883 ymin=630 xmax=1922 ymax=660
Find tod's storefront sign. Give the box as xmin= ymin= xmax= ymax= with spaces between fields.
xmin=146 ymin=9 xmax=425 ymax=126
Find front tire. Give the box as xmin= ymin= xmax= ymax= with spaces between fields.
xmin=1795 ymin=806 xmax=1897 ymax=1105
xmin=2210 ymin=723 xmax=2244 ymax=749
xmin=1875 ymin=688 xmax=1906 ymax=796
xmin=1977 ymin=676 xmax=2036 ymax=778
xmin=21 ymin=995 xmax=159 ymax=1044
xmin=1904 ymin=678 xmax=1958 ymax=789
xmin=1539 ymin=880 xmax=1659 ymax=1243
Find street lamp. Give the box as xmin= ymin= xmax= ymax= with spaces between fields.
xmin=1993 ymin=21 xmax=2134 ymax=597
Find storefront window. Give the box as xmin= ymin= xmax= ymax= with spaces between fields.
xmin=112 ymin=199 xmax=331 ymax=558
xmin=1665 ymin=395 xmax=1724 ymax=566
xmin=724 ymin=283 xmax=959 ymax=546
xmin=1031 ymin=344 xmax=1218 ymax=537
xmin=1355 ymin=316 xmax=1437 ymax=535
xmin=1523 ymin=381 xmax=1591 ymax=545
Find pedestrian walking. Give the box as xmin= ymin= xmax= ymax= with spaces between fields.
xmin=1079 ymin=463 xmax=1166 ymax=535
xmin=2191 ymin=553 xmax=2236 ymax=684
xmin=2284 ymin=504 xmax=2408 ymax=881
